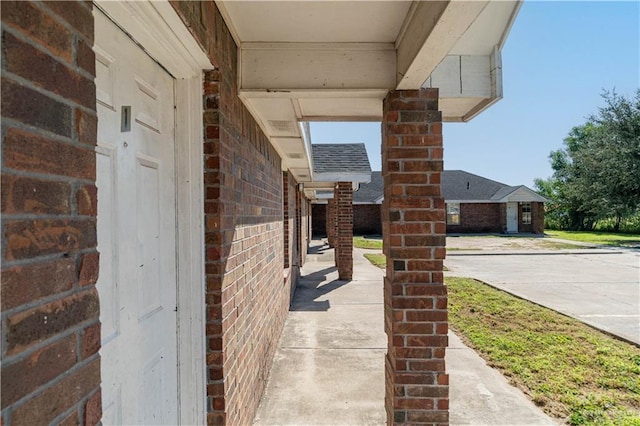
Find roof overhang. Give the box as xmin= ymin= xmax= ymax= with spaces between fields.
xmin=216 ymin=0 xmax=521 ymax=182
xmin=302 ymin=180 xmax=364 ymax=200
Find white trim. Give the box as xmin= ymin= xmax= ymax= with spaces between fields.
xmin=95 ymin=1 xmax=212 ymax=79
xmin=174 ymin=77 xmax=207 ymax=426
xmin=94 ymin=1 xmax=209 ymax=424
xmin=396 ymin=1 xmax=489 ymax=89
xmin=313 ymin=171 xmax=372 ymax=183
xmin=354 ymin=201 xmax=382 ymax=205
xmin=215 ymin=0 xmax=242 ymax=47
xmin=299 ymin=122 xmax=314 ymax=177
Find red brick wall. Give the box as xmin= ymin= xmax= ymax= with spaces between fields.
xmin=519 ymin=202 xmax=545 ymax=234
xmin=283 ymin=172 xmax=295 ymax=269
xmin=447 ymin=203 xmax=503 ymax=234
xmin=300 ymin=197 xmax=310 ymax=265
xmin=284 ymin=171 xmax=300 ymax=301
xmin=172 ymin=3 xmax=295 ymax=424
xmin=354 ymin=204 xmax=383 ymax=235
xmin=321 ymin=202 xmax=539 ymax=236
xmin=533 ymin=202 xmax=545 ymax=234
xmin=1 ymin=1 xmax=101 ymax=424
xmin=312 ymin=203 xmax=327 ymax=237
xmin=313 ymin=203 xmax=382 ymax=236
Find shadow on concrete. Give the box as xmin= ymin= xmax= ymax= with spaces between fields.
xmin=291 ymin=266 xmax=352 ymax=312
xmin=308 ymin=243 xmax=332 ymax=255
xmin=299 ymin=265 xmax=336 ymax=285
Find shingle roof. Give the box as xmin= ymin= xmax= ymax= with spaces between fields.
xmin=354 ymin=171 xmax=382 ymax=203
xmin=441 ymin=170 xmax=510 ymax=201
xmin=312 ymin=143 xmax=371 ymax=174
xmin=351 ymin=170 xmax=545 ymax=203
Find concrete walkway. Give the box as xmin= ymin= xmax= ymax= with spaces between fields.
xmin=254 ymin=240 xmax=555 ymax=425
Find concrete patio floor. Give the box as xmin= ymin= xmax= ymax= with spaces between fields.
xmin=253 ymin=239 xmax=555 ymax=425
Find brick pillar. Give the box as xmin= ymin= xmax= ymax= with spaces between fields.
xmin=382 ymin=89 xmax=448 ymax=425
xmin=283 ymin=172 xmax=291 ymax=268
xmin=336 ymin=182 xmax=353 ymax=280
xmin=296 ymin=185 xmax=302 ymax=267
xmin=533 ymin=202 xmax=545 ymax=234
xmin=327 ymin=197 xmax=336 ymax=247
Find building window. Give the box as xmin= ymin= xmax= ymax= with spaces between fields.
xmin=446 ymin=203 xmax=460 ymax=225
xmin=522 ymin=202 xmax=532 ymax=225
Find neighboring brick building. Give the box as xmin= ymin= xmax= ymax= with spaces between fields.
xmin=443 ymin=170 xmax=546 ymax=234
xmin=1 ymin=1 xmax=521 ymax=425
xmin=314 ymin=170 xmax=546 ymax=236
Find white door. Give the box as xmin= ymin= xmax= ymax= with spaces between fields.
xmin=506 ymin=202 xmax=518 ymax=233
xmin=95 ymin=9 xmax=178 ymax=424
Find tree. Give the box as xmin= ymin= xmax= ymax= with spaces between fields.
xmin=536 ymin=90 xmax=640 ymax=231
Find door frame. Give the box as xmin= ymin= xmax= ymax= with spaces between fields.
xmin=94 ymin=2 xmax=212 ymax=424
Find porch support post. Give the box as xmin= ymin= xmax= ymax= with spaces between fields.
xmin=335 ymin=181 xmax=353 ymax=280
xmin=382 ymin=89 xmax=448 ymax=425
xmin=327 ymin=197 xmax=336 ymax=248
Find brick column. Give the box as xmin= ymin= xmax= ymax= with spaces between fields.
xmin=335 ymin=182 xmax=353 ymax=280
xmin=296 ymin=185 xmax=302 ymax=267
xmin=533 ymin=202 xmax=545 ymax=234
xmin=283 ymin=172 xmax=291 ymax=268
xmin=327 ymin=197 xmax=336 ymax=247
xmin=382 ymin=89 xmax=448 ymax=425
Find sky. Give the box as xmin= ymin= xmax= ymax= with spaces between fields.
xmin=309 ymin=1 xmax=640 ymax=189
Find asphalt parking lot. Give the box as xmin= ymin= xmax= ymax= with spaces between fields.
xmin=445 ymin=238 xmax=640 ymax=345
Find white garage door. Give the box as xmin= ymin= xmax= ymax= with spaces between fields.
xmin=95 ymin=9 xmax=178 ymax=424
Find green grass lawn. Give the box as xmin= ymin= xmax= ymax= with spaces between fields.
xmin=448 ymin=277 xmax=640 ymax=425
xmin=363 ymin=253 xmax=386 ymax=268
xmin=353 ymin=236 xmax=383 ymax=249
xmin=546 ymin=230 xmax=640 ymax=248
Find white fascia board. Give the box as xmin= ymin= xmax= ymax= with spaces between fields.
xmin=299 ymin=121 xmax=314 ymax=175
xmin=425 ymin=55 xmax=492 ymax=98
xmin=497 ymin=1 xmax=523 ymax=51
xmin=460 ymin=46 xmax=503 ymax=122
xmin=241 ymin=43 xmax=396 ymax=91
xmin=426 ymin=48 xmax=502 ymax=122
xmin=313 ymin=171 xmax=372 ymax=184
xmin=95 ymin=1 xmax=212 ymax=79
xmin=354 ymin=201 xmax=382 ymax=205
xmin=396 ymin=0 xmax=490 ymax=89
xmin=454 ymin=0 xmax=523 ymax=121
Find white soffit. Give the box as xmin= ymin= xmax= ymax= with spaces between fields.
xmin=219 ymin=1 xmax=412 ymax=43
xmin=298 ymin=98 xmax=383 ymax=122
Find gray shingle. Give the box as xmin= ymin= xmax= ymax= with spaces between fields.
xmin=353 ymin=170 xmax=527 ymax=203
xmin=441 ymin=170 xmax=512 ymax=201
xmin=354 ymin=171 xmax=382 ymax=203
xmin=312 ymin=143 xmax=371 ymax=174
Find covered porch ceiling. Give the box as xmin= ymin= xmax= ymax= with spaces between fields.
xmin=216 ymin=1 xmax=521 ymax=184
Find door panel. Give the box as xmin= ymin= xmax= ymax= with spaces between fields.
xmin=95 ymin=9 xmax=178 ymax=425
xmin=506 ymin=202 xmax=518 ymax=233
